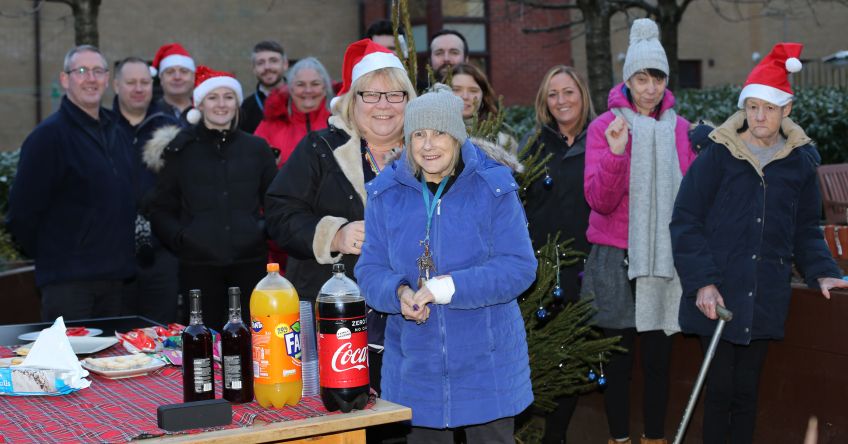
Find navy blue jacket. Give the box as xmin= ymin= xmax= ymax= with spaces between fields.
xmin=671 ymin=111 xmax=841 ymax=344
xmin=6 ymin=96 xmax=137 ymax=287
xmin=113 ymin=96 xmax=179 ymax=198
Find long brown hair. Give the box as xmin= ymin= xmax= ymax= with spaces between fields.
xmin=534 ymin=65 xmax=595 ymax=134
xmin=437 ymin=63 xmax=499 ymax=121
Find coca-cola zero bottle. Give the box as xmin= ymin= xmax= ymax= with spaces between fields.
xmin=317 ymin=264 xmax=369 ymax=412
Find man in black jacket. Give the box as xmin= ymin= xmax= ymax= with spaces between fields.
xmin=7 ymin=45 xmax=137 ymax=321
xmin=112 ymin=56 xmax=180 ymax=323
xmin=240 ymin=40 xmax=288 ymax=134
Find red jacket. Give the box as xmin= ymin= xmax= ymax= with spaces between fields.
xmin=254 ymin=86 xmax=332 ymax=168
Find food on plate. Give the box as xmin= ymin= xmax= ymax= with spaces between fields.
xmin=83 ymin=354 xmax=153 ymax=371
xmin=65 ymin=327 xmax=90 ymax=336
xmin=15 ymin=346 xmax=30 ymax=356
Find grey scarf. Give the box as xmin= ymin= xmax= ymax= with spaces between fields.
xmin=613 ymin=106 xmax=682 ymax=334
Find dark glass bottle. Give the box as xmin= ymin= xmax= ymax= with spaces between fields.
xmin=182 ymin=289 xmax=214 ymax=402
xmin=222 ymin=287 xmax=254 ymax=403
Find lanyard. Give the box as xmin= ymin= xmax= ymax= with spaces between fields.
xmin=421 ymin=176 xmax=448 ymax=243
xmin=365 ymin=146 xmax=381 ymax=174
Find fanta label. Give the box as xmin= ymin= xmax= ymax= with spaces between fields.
xmin=252 ymin=313 xmax=301 ymax=384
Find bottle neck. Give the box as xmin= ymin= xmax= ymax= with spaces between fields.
xmin=189 ymin=292 xmax=204 ymax=326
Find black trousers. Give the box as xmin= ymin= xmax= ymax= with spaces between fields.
xmin=179 ymin=260 xmax=267 ymax=329
xmin=699 ymin=337 xmax=770 ymax=444
xmin=40 ymin=279 xmax=127 ymax=321
xmin=123 ymin=246 xmax=179 ymax=323
xmin=601 ymin=328 xmax=674 ymax=440
xmin=406 ymin=416 xmax=515 ymax=444
xmin=542 ymin=396 xmax=578 ymax=443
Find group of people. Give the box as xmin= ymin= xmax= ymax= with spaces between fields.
xmin=5 ymin=15 xmax=845 ymax=444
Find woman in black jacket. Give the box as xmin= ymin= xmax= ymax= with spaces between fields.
xmin=146 ymin=66 xmax=277 ymax=327
xmin=522 ymin=65 xmax=595 ymax=444
xmin=264 ymin=39 xmax=415 ymax=397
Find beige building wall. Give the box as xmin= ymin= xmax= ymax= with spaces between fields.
xmin=0 ymin=0 xmax=359 ymax=151
xmin=571 ymin=1 xmax=848 ymax=90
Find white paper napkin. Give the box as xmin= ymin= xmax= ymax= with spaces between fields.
xmin=21 ymin=317 xmax=90 ymax=390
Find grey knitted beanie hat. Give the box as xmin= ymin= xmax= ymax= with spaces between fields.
xmin=622 ymin=18 xmax=669 ymax=81
xmin=404 ymin=83 xmax=467 ymax=146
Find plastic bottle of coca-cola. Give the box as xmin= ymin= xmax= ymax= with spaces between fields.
xmin=316 ymin=263 xmax=369 ymax=412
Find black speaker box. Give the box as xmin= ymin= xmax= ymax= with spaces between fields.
xmin=157 ymin=399 xmax=232 ymax=432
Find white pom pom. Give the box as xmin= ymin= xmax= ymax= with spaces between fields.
xmin=186 ymin=108 xmax=201 ymax=125
xmin=630 ymin=18 xmax=659 ymax=42
xmin=785 ymin=57 xmax=802 ymax=73
xmin=149 ymin=66 xmax=158 ymax=77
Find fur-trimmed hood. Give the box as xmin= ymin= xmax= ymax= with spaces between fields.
xmin=470 ymin=137 xmax=524 ymax=173
xmin=142 ymin=125 xmax=181 ymax=172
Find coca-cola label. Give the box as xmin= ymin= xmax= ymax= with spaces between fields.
xmin=318 ymin=314 xmax=369 ymax=388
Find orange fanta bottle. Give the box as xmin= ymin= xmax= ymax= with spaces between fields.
xmin=250 ymin=263 xmax=302 ymax=408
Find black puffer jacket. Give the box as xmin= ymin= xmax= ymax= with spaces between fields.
xmin=264 ymin=116 xmax=367 ymax=302
xmin=145 ymin=124 xmax=278 ymax=265
xmin=522 ymin=125 xmax=591 ymax=302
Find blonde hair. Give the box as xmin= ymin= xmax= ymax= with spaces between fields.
xmin=534 ymin=65 xmax=595 ymax=133
xmin=332 ymin=67 xmax=417 ymax=136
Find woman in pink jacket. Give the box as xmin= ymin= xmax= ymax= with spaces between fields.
xmin=582 ymin=19 xmax=696 ymax=444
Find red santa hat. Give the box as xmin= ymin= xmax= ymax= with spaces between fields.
xmin=330 ymin=38 xmax=405 ymax=109
xmin=185 ymin=65 xmax=244 ymax=125
xmin=150 ymin=42 xmax=196 ymax=77
xmin=737 ymin=42 xmax=803 ymax=108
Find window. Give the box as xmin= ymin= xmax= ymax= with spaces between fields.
xmin=678 ymin=60 xmax=702 ymax=89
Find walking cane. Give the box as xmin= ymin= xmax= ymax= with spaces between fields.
xmin=672 ymin=305 xmax=733 ymax=444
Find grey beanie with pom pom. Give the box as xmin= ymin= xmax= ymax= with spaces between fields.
xmin=622 ymin=18 xmax=669 ymax=81
xmin=404 ymin=83 xmax=467 ymax=146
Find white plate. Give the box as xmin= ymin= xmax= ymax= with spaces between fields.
xmin=0 ymin=357 xmax=24 ymax=367
xmin=67 ymin=336 xmax=118 ymax=354
xmin=18 ymin=328 xmax=103 ymax=342
xmin=80 ymin=356 xmax=166 ymax=379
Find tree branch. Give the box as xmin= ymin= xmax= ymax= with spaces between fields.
xmin=509 ymin=0 xmax=581 ymax=10
xmin=523 ymin=18 xmax=586 ymax=33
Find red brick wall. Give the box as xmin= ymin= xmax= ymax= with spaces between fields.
xmin=358 ymin=0 xmax=573 ymax=107
xmin=487 ymin=0 xmax=573 ymax=106
xmin=362 ymin=0 xmax=390 ymax=36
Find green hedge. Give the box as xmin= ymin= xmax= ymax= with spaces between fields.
xmin=0 ymin=149 xmax=22 ymax=262
xmin=505 ymin=85 xmax=848 ymax=164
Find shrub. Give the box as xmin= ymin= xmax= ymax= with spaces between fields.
xmin=505 ymin=86 xmax=848 ymax=165
xmin=0 ymin=149 xmax=24 ymax=263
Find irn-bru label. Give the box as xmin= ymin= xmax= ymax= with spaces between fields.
xmin=251 ymin=313 xmax=301 ymax=384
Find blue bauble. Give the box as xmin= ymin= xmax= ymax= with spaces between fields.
xmin=535 ymin=307 xmax=549 ymax=320
xmin=587 ymin=369 xmax=597 ymax=381
xmin=598 ymin=376 xmax=607 ymax=386
xmin=543 ymin=175 xmax=553 ymax=188
xmin=552 ymin=285 xmax=564 ymax=300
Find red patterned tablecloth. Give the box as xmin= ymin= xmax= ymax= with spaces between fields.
xmin=0 ymin=345 xmax=368 ymax=443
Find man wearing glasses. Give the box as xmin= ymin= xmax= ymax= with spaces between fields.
xmin=7 ymin=45 xmax=137 ymax=321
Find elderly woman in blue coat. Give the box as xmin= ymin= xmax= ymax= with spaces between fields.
xmin=355 ymin=84 xmax=537 ymax=443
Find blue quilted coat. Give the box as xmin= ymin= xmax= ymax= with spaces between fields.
xmin=355 ymin=139 xmax=536 ymax=428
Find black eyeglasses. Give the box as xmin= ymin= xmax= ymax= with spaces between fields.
xmin=65 ymin=67 xmax=109 ymax=78
xmin=357 ymin=91 xmax=407 ymax=104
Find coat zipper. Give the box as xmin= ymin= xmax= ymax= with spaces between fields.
xmin=433 ymin=197 xmax=451 ymax=427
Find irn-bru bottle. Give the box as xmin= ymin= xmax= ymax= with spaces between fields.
xmin=250 ymin=263 xmax=302 ymax=408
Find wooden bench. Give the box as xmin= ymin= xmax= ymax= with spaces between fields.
xmin=817 ymin=163 xmax=848 ymax=224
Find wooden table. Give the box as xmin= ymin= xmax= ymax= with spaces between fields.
xmin=143 ymin=398 xmax=411 ymax=443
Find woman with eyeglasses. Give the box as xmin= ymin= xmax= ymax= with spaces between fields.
xmin=264 ymin=39 xmax=416 ymax=395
